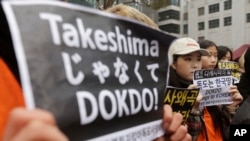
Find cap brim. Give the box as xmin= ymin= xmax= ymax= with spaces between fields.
xmin=175 ymin=48 xmax=209 ymax=56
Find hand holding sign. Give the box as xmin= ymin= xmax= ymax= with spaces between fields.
xmin=3 ymin=106 xmax=191 ymax=141
xmin=193 ymin=69 xmax=234 ymax=107
xmin=226 ymin=85 xmax=243 ymax=113
xmin=153 ymin=105 xmax=192 ymax=141
xmin=187 ymin=84 xmax=203 ymax=113
xmin=1 ymin=0 xmax=177 ymax=140
xmin=164 ymin=86 xmax=200 ymax=124
xmin=3 ymin=108 xmax=69 ymax=141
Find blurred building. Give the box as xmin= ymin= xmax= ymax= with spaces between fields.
xmin=66 ymin=0 xmax=158 ymax=26
xmin=66 ymin=0 xmax=96 ymax=7
xmin=66 ymin=0 xmax=250 ymax=50
xmin=118 ymin=0 xmax=157 ymax=24
xmin=157 ymin=0 xmax=186 ymax=37
xmin=158 ymin=0 xmax=250 ymax=50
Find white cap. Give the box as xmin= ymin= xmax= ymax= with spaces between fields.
xmin=168 ymin=37 xmax=209 ymax=65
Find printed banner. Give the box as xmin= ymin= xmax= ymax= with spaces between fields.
xmin=164 ymin=87 xmax=199 ymax=124
xmin=2 ymin=0 xmax=176 ymax=140
xmin=218 ymin=61 xmax=241 ymax=84
xmin=193 ymin=69 xmax=233 ymax=107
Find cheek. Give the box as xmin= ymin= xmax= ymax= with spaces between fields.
xmin=201 ymin=58 xmax=209 ymax=65
xmin=197 ymin=62 xmax=202 ymax=69
xmin=177 ymin=69 xmax=193 ymax=81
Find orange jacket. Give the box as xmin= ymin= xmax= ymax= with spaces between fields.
xmin=0 ymin=58 xmax=25 ymax=139
xmin=197 ymin=108 xmax=223 ymax=141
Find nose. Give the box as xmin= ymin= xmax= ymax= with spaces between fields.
xmin=211 ymin=56 xmax=217 ymax=62
xmin=192 ymin=62 xmax=199 ymax=68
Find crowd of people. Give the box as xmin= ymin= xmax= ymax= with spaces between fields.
xmin=1 ymin=1 xmax=250 ymax=141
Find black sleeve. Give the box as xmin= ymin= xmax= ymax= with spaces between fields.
xmin=0 ymin=3 xmax=20 ymax=84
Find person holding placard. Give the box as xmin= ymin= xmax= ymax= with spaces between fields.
xmin=217 ymin=45 xmax=233 ymax=62
xmin=217 ymin=45 xmax=241 ymax=84
xmin=167 ymin=37 xmax=209 ymax=141
xmin=230 ymin=48 xmax=250 ymax=125
xmin=237 ymin=47 xmax=250 ymax=102
xmin=197 ymin=39 xmax=243 ymax=141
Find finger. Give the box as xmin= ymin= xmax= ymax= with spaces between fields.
xmin=233 ymin=94 xmax=243 ymax=101
xmin=230 ymin=85 xmax=237 ymax=89
xmin=153 ymin=136 xmax=165 ymax=141
xmin=187 ymin=84 xmax=197 ymax=89
xmin=166 ymin=112 xmax=183 ymax=134
xmin=181 ymin=133 xmax=192 ymax=141
xmin=3 ymin=107 xmax=56 ymax=141
xmin=228 ymin=89 xmax=238 ymax=94
xmin=163 ymin=105 xmax=173 ymax=121
xmin=11 ymin=120 xmax=68 ymax=141
xmin=163 ymin=105 xmax=173 ymax=128
xmin=168 ymin=124 xmax=188 ymax=141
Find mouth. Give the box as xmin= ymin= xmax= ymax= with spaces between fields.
xmin=209 ymin=65 xmax=215 ymax=68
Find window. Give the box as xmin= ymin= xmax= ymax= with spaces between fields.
xmin=183 ymin=24 xmax=188 ymax=34
xmin=159 ymin=24 xmax=180 ymax=34
xmin=171 ymin=0 xmax=179 ymax=6
xmin=224 ymin=17 xmax=231 ymax=26
xmin=247 ymin=13 xmax=250 ymax=23
xmin=224 ymin=0 xmax=232 ymax=10
xmin=158 ymin=10 xmax=180 ymax=21
xmin=198 ymin=7 xmax=204 ymax=16
xmin=209 ymin=3 xmax=219 ymax=13
xmin=183 ymin=12 xmax=188 ymax=20
xmin=198 ymin=36 xmax=205 ymax=41
xmin=198 ymin=22 xmax=205 ymax=30
xmin=209 ymin=19 xmax=219 ymax=28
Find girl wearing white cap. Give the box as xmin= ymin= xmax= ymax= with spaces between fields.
xmin=167 ymin=37 xmax=208 ymax=141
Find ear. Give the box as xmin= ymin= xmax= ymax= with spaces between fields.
xmin=171 ymin=63 xmax=176 ymax=70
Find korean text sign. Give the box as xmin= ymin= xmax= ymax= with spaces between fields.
xmin=218 ymin=61 xmax=241 ymax=84
xmin=193 ymin=69 xmax=233 ymax=107
xmin=164 ymin=87 xmax=199 ymax=124
xmin=2 ymin=0 xmax=176 ymax=140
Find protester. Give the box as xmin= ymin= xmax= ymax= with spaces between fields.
xmin=104 ymin=4 xmax=159 ymax=30
xmin=237 ymin=47 xmax=250 ymax=101
xmin=217 ymin=45 xmax=233 ymax=62
xmin=197 ymin=39 xmax=243 ymax=141
xmin=198 ymin=40 xmax=218 ymax=69
xmin=221 ymin=47 xmax=250 ymax=141
xmin=237 ymin=51 xmax=245 ymax=73
xmin=167 ymin=37 xmax=208 ymax=141
xmin=217 ymin=45 xmax=242 ymax=85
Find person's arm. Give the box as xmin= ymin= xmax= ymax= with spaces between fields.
xmin=3 ymin=107 xmax=68 ymax=141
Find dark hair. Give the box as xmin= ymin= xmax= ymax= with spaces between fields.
xmin=198 ymin=40 xmax=230 ymax=140
xmin=198 ymin=40 xmax=217 ymax=50
xmin=217 ymin=45 xmax=233 ymax=61
xmin=173 ymin=54 xmax=179 ymax=63
xmin=198 ymin=40 xmax=219 ymax=68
